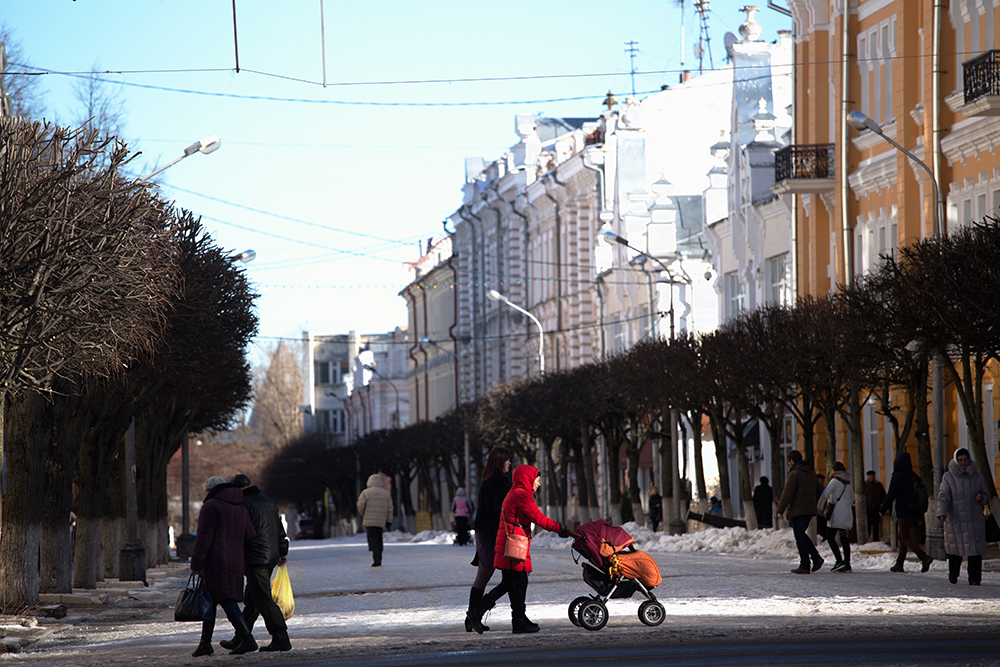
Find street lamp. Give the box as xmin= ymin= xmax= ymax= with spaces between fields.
xmin=601 ymin=227 xmax=688 ymax=535
xmin=141 ymin=134 xmax=222 ymax=181
xmin=486 ymin=289 xmax=545 ymax=375
xmin=363 ymin=363 xmax=400 ymax=429
xmin=846 ymin=109 xmax=945 ymax=557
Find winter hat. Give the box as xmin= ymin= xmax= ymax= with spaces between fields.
xmin=456 ymin=487 xmax=465 ymax=496
xmin=231 ymin=473 xmax=252 ymax=488
xmin=204 ymin=476 xmax=226 ymax=491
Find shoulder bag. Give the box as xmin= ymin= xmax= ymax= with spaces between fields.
xmin=174 ymin=572 xmax=213 ymax=622
xmin=503 ymin=510 xmax=529 ymax=562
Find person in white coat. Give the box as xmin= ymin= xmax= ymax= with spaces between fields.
xmin=937 ymin=448 xmax=990 ymax=585
xmin=818 ymin=461 xmax=854 ymax=573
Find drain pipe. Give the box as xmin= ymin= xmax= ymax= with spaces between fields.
xmin=484 ymin=192 xmax=506 ymax=381
xmin=543 ymin=170 xmax=566 ymax=372
xmin=457 ymin=206 xmax=484 ymax=397
xmin=840 ymin=0 xmax=852 ymax=289
xmin=518 ymin=188 xmax=539 ymax=366
xmin=403 ymin=287 xmax=421 ymax=423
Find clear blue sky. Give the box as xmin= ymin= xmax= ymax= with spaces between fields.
xmin=3 ymin=1 xmax=791 ymax=364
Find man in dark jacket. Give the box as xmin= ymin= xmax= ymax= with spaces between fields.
xmin=865 ymin=470 xmax=887 ymax=542
xmin=776 ymin=450 xmax=823 ymax=574
xmin=220 ymin=474 xmax=291 ymax=652
xmin=880 ymin=451 xmax=933 ymax=573
xmin=752 ymin=477 xmax=773 ymax=528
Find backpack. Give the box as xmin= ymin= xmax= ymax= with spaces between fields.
xmin=909 ymin=474 xmax=929 ymax=514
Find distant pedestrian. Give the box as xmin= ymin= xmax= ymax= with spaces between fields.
xmin=189 ymin=476 xmax=257 ymax=657
xmin=220 ymin=474 xmax=291 ymax=653
xmin=357 ymin=473 xmax=393 ymax=566
xmin=452 ymin=487 xmax=472 ymax=546
xmin=752 ymin=477 xmax=773 ymax=528
xmin=864 ymin=470 xmax=886 ymax=542
xmin=818 ymin=462 xmax=854 ymax=572
xmin=465 ymin=446 xmax=512 ymax=633
xmin=937 ymin=448 xmax=990 ymax=585
xmin=776 ymin=450 xmax=823 ymax=575
xmin=880 ymin=451 xmax=933 ymax=573
xmin=648 ymin=485 xmax=663 ymax=532
xmin=284 ymin=504 xmax=300 ymax=542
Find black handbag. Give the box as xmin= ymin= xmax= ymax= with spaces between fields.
xmin=174 ymin=573 xmax=213 ymax=622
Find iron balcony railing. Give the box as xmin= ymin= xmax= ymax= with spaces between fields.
xmin=964 ymin=49 xmax=1000 ymax=104
xmin=774 ymin=143 xmax=835 ymax=183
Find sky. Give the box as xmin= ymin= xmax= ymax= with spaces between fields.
xmin=2 ymin=1 xmax=792 ymax=367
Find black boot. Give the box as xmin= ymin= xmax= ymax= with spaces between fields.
xmin=465 ymin=588 xmax=490 ymax=632
xmin=229 ymin=617 xmax=258 ymax=655
xmin=219 ymin=636 xmax=238 ymax=650
xmin=193 ymin=619 xmax=215 ymax=657
xmin=511 ymin=614 xmax=539 ymax=634
xmin=468 ymin=595 xmax=495 ymax=635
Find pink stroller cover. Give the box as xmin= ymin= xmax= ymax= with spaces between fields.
xmin=572 ymin=519 xmax=636 ymax=566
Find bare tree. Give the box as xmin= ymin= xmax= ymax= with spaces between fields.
xmin=0 ymin=25 xmax=47 ymax=119
xmin=71 ymin=64 xmax=125 ymax=141
xmin=249 ymin=341 xmax=304 ymax=449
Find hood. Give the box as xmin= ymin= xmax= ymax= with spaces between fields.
xmin=893 ymin=451 xmax=913 ymax=472
xmin=511 ymin=465 xmax=539 ymax=492
xmin=367 ymin=474 xmax=383 ymax=489
xmin=832 ymin=471 xmax=851 ymax=484
xmin=209 ymin=485 xmax=245 ymax=505
xmin=948 ymin=457 xmax=978 ymax=477
xmin=455 ymin=487 xmax=466 ymax=497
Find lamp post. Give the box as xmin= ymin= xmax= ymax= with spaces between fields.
xmin=601 ymin=228 xmax=688 ymax=535
xmin=141 ymin=134 xmax=222 ymax=181
xmin=363 ymin=363 xmax=400 ymax=428
xmin=847 ymin=109 xmax=944 ymax=557
xmin=486 ymin=289 xmax=544 ymax=375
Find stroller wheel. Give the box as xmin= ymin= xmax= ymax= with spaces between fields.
xmin=568 ymin=596 xmax=590 ymax=627
xmin=578 ymin=600 xmax=609 ymax=631
xmin=638 ymin=600 xmax=665 ymax=627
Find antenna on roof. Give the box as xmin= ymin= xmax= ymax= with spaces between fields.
xmin=624 ymin=40 xmax=639 ymax=96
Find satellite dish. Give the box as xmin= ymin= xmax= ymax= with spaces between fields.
xmin=723 ymin=32 xmax=739 ymax=59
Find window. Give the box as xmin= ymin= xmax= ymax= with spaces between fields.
xmin=724 ymin=271 xmax=744 ymax=321
xmin=765 ymin=253 xmax=790 ymax=305
xmin=314 ymin=361 xmax=342 ymax=386
xmin=316 ymin=409 xmax=346 ymax=434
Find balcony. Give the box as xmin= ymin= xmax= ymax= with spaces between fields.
xmin=961 ymin=50 xmax=1000 ymax=116
xmin=771 ymin=144 xmax=835 ymax=195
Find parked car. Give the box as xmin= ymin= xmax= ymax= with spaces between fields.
xmin=296 ymin=517 xmax=314 ymax=540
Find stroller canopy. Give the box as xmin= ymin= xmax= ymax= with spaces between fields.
xmin=572 ymin=519 xmax=635 ymax=565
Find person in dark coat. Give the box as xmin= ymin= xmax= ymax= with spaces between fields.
xmin=752 ymin=477 xmax=773 ymax=528
xmin=465 ymin=446 xmax=511 ymax=632
xmin=880 ymin=451 xmax=933 ymax=573
xmin=469 ymin=464 xmax=567 ymax=634
xmin=776 ymin=450 xmax=823 ymax=574
xmin=218 ymin=474 xmax=291 ymax=652
xmin=864 ymin=470 xmax=887 ymax=542
xmin=648 ymin=485 xmax=663 ymax=532
xmin=937 ymin=448 xmax=990 ymax=585
xmin=189 ymin=476 xmax=257 ymax=657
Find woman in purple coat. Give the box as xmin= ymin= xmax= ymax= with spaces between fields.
xmin=190 ymin=476 xmax=257 ymax=657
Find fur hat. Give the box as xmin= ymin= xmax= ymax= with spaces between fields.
xmin=204 ymin=476 xmax=227 ymax=491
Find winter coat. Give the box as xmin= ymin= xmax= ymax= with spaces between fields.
xmin=818 ymin=472 xmax=855 ymax=531
xmin=493 ymin=465 xmax=561 ymax=573
xmin=242 ymin=486 xmax=289 ymax=569
xmin=191 ymin=483 xmax=256 ymax=603
xmin=776 ymin=461 xmax=820 ymax=520
xmin=880 ymin=452 xmax=921 ymax=519
xmin=752 ymin=483 xmax=773 ymax=527
xmin=452 ymin=488 xmax=471 ymax=518
xmin=864 ymin=479 xmax=887 ymax=511
xmin=474 ymin=472 xmax=511 ymax=538
xmin=357 ymin=474 xmax=393 ymax=528
xmin=938 ymin=458 xmax=990 ymax=556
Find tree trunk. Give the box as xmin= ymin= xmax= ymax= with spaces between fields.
xmin=732 ymin=428 xmax=757 ymax=530
xmin=689 ymin=412 xmax=709 ymax=514
xmin=580 ymin=424 xmax=600 ymax=521
xmin=708 ymin=414 xmax=733 ymax=518
xmin=0 ymin=391 xmax=48 ymax=610
xmin=606 ymin=437 xmax=623 ymax=525
xmin=626 ymin=437 xmax=644 ymax=527
xmin=847 ymin=384 xmax=868 ymax=544
xmin=102 ymin=516 xmax=120 ymax=579
xmin=39 ymin=400 xmax=82 ymax=593
xmin=765 ymin=416 xmax=784 ymax=529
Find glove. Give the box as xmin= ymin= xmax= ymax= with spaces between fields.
xmin=557 ymin=524 xmax=571 ymax=539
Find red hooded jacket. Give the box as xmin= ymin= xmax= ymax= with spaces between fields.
xmin=493 ymin=465 xmax=560 ymax=573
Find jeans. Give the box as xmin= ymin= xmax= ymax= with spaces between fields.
xmin=826 ymin=528 xmax=851 ymax=565
xmin=790 ymin=514 xmax=821 ymax=569
xmin=366 ymin=526 xmax=384 ymax=564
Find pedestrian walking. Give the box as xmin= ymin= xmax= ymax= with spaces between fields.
xmin=880 ymin=451 xmax=933 ymax=573
xmin=468 ymin=464 xmax=568 ymax=634
xmin=753 ymin=477 xmax=773 ymax=528
xmin=648 ymin=485 xmax=663 ymax=532
xmin=218 ymin=474 xmax=292 ymax=652
xmin=937 ymin=448 xmax=990 ymax=585
xmin=452 ymin=487 xmax=472 ymax=546
xmin=465 ymin=446 xmax=512 ymax=633
xmin=284 ymin=503 xmax=300 ymax=542
xmin=818 ymin=461 xmax=854 ymax=573
xmin=357 ymin=473 xmax=393 ymax=567
xmin=189 ymin=476 xmax=257 ymax=657
xmin=864 ymin=470 xmax=887 ymax=542
xmin=776 ymin=450 xmax=824 ymax=575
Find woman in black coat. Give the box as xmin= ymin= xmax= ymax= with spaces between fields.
xmin=190 ymin=477 xmax=257 ymax=657
xmin=464 ymin=446 xmax=511 ymax=632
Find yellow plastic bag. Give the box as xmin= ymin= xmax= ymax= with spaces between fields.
xmin=271 ymin=564 xmax=295 ymax=620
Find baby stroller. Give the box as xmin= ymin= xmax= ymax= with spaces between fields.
xmin=567 ymin=520 xmax=665 ymax=631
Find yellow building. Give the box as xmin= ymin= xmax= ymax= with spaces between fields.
xmin=780 ymin=0 xmax=1000 ymax=489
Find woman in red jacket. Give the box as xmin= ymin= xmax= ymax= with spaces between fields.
xmin=468 ymin=464 xmax=566 ymax=634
